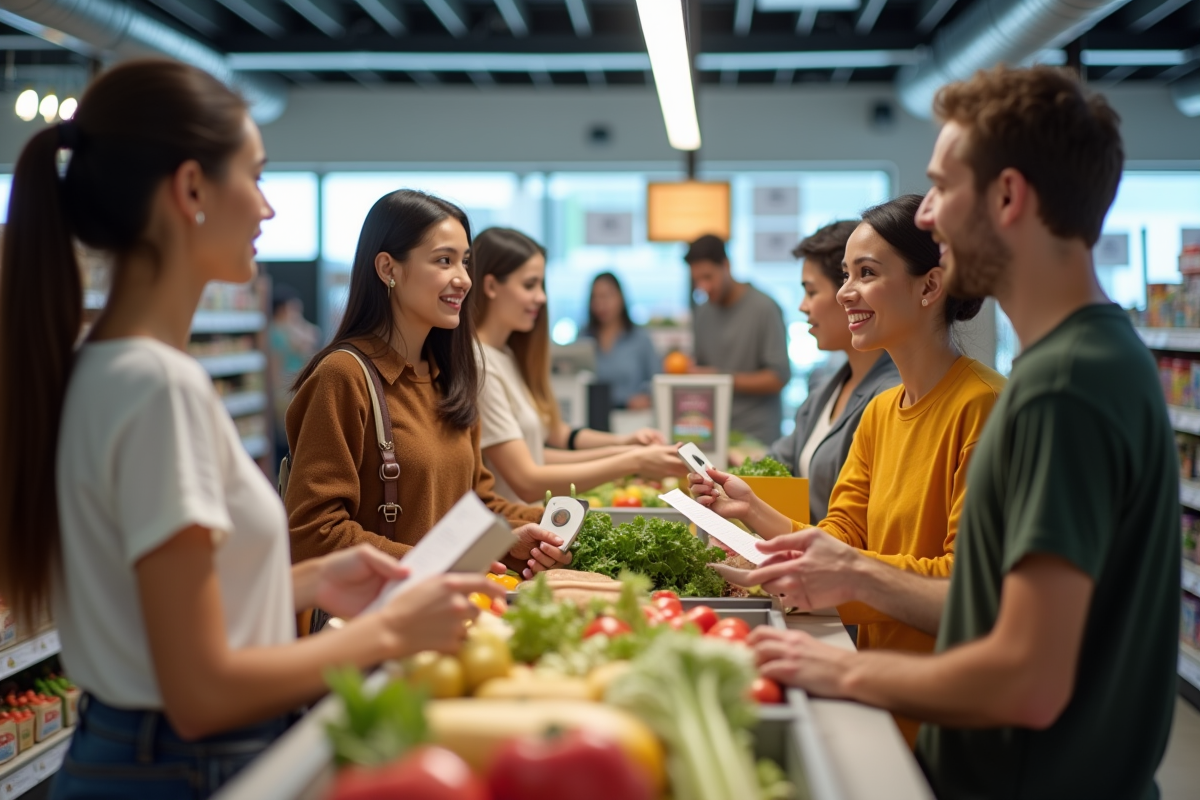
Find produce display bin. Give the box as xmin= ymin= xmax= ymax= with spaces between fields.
xmin=214 ymin=595 xmax=845 ymax=800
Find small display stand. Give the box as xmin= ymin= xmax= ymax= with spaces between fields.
xmin=652 ymin=374 xmax=734 ymax=468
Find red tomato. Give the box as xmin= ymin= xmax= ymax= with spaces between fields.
xmin=652 ymin=595 xmax=683 ymax=616
xmin=583 ymin=616 xmax=633 ymax=639
xmin=612 ymin=495 xmax=642 ymax=507
xmin=488 ymin=729 xmax=654 ymax=800
xmin=682 ymin=605 xmax=720 ymax=633
xmin=707 ymin=617 xmax=751 ymax=642
xmin=668 ymin=615 xmax=695 ymax=631
xmin=751 ymin=677 xmax=784 ymax=704
xmin=330 ymin=747 xmax=488 ymax=800
xmin=651 ymin=590 xmax=679 ymax=601
xmin=642 ymin=605 xmax=665 ymax=626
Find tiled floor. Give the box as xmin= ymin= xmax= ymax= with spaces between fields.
xmin=1159 ymin=696 xmax=1200 ymax=800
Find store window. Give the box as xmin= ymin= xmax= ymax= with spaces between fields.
xmin=257 ymin=172 xmax=319 ymax=262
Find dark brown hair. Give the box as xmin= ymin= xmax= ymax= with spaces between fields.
xmin=295 ymin=190 xmax=479 ymax=428
xmin=469 ymin=227 xmax=560 ymax=430
xmin=684 ymin=234 xmax=728 ymax=265
xmin=794 ymin=220 xmax=859 ymax=287
xmin=586 ymin=271 xmax=634 ymax=335
xmin=934 ymin=65 xmax=1124 ymax=247
xmin=0 ymin=59 xmax=248 ymax=623
xmin=860 ymin=194 xmax=984 ymax=325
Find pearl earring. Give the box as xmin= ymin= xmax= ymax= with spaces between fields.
xmin=922 ymin=299 xmax=928 ymax=306
xmin=388 ymin=277 xmax=396 ymax=298
xmin=195 ymin=211 xmax=205 ymax=226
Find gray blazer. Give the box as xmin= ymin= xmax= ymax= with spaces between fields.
xmin=767 ymin=353 xmax=901 ymax=524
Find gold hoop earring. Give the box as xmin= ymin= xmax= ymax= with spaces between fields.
xmin=388 ymin=277 xmax=395 ymax=298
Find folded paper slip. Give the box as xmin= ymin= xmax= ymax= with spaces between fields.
xmin=657 ymin=489 xmax=767 ymax=566
xmin=368 ymin=491 xmax=517 ymax=612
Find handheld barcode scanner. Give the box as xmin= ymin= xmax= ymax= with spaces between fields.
xmin=539 ymin=496 xmax=590 ymax=550
xmin=677 ymin=442 xmax=722 ymax=496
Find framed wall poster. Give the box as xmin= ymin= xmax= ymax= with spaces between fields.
xmin=652 ymin=374 xmax=734 ymax=468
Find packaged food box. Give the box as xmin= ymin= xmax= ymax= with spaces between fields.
xmin=0 ymin=716 xmax=16 ymax=765
xmin=1175 ymin=360 xmax=1194 ymax=408
xmin=15 ymin=710 xmax=33 ymax=752
xmin=0 ymin=600 xmax=15 ymax=648
xmin=34 ymin=695 xmax=63 ymax=742
xmin=62 ymin=686 xmax=82 ymax=728
xmin=1183 ymin=594 xmax=1200 ymax=649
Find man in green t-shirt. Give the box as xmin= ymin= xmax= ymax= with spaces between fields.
xmin=739 ymin=66 xmax=1180 ymax=799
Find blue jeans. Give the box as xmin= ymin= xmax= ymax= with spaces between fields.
xmin=49 ymin=694 xmax=290 ymax=800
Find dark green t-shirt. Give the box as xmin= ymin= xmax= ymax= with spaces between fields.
xmin=917 ymin=304 xmax=1180 ymax=800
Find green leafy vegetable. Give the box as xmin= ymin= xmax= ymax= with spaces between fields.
xmin=570 ymin=513 xmax=728 ymax=597
xmin=728 ymin=456 xmax=792 ymax=478
xmin=502 ymin=572 xmax=586 ymax=663
xmin=324 ymin=667 xmax=429 ymax=768
xmin=606 ymin=634 xmax=765 ymax=800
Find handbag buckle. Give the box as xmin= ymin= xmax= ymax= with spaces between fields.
xmin=379 ymin=502 xmax=402 ymax=522
xmin=379 ymin=462 xmax=401 ymax=481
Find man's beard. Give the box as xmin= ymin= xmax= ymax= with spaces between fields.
xmin=945 ymin=199 xmax=1012 ymax=300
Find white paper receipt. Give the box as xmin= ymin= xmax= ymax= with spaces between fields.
xmin=658 ymin=489 xmax=767 ymax=566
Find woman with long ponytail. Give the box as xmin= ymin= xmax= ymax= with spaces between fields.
xmin=0 ymin=60 xmax=502 ymax=800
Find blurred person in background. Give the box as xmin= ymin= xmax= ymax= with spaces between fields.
xmin=685 ymin=234 xmax=791 ymax=445
xmin=767 ymin=221 xmax=900 ymax=523
xmin=471 ymin=229 xmax=685 ymax=504
xmin=584 ymin=271 xmax=659 ymax=411
xmin=268 ymin=284 xmax=320 ymax=465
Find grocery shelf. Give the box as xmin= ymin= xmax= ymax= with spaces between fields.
xmin=192 ymin=311 xmax=266 ymax=335
xmin=0 ymin=726 xmax=73 ymax=799
xmin=241 ymin=435 xmax=270 ymax=460
xmin=1181 ymin=479 xmax=1200 ymax=511
xmin=1185 ymin=561 xmax=1200 ymax=597
xmin=1180 ymin=641 xmax=1200 ymax=692
xmin=222 ymin=391 xmax=267 ymax=418
xmin=1138 ymin=327 xmax=1200 ymax=352
xmin=1168 ymin=405 xmax=1200 ymax=436
xmin=0 ymin=629 xmax=60 ymax=683
xmin=197 ymin=350 xmax=267 ymax=379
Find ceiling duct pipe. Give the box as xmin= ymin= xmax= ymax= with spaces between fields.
xmin=0 ymin=0 xmax=286 ymax=122
xmin=896 ymin=0 xmax=1133 ymax=119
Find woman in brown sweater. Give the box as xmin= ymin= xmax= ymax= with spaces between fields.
xmin=285 ymin=190 xmax=571 ymax=578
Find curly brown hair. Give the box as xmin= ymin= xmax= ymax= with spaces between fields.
xmin=933 ymin=65 xmax=1123 ymax=247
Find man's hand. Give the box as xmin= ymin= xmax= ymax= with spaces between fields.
xmin=749 ymin=627 xmax=854 ymax=698
xmin=312 ymin=544 xmax=409 ymax=619
xmin=755 ymin=528 xmax=864 ymax=610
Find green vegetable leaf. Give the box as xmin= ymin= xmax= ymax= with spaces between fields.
xmin=324 ymin=667 xmax=429 ymax=768
xmin=502 ymin=572 xmax=587 ymax=663
xmin=728 ymin=456 xmax=792 ymax=478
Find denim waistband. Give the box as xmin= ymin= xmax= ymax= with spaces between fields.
xmin=78 ymin=694 xmax=290 ymax=763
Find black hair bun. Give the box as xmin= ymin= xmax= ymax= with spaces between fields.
xmin=949 ymin=296 xmax=985 ymax=322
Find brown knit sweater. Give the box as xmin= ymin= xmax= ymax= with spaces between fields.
xmin=285 ymin=336 xmax=542 ymax=564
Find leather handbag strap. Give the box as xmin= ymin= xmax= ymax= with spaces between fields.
xmin=338 ymin=345 xmax=401 ymax=540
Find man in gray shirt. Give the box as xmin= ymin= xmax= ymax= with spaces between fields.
xmin=686 ymin=235 xmax=791 ymax=443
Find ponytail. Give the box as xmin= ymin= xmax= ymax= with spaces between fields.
xmin=0 ymin=125 xmax=82 ymax=624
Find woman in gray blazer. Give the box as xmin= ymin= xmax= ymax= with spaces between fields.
xmin=767 ymin=221 xmax=901 ymax=523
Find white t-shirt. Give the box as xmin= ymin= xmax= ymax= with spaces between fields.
xmin=797 ymin=381 xmax=842 ymax=480
xmin=53 ymin=338 xmax=295 ymax=709
xmin=476 ymin=343 xmax=546 ymax=502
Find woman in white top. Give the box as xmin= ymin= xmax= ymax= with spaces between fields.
xmin=0 ymin=61 xmax=502 ymax=800
xmin=766 ymin=221 xmax=900 ymax=523
xmin=470 ymin=228 xmax=687 ymax=503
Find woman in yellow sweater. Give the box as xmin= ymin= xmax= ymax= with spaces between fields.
xmin=692 ymin=194 xmax=1005 ymax=746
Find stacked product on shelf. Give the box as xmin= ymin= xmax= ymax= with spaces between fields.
xmin=1140 ymin=244 xmax=1200 ymax=328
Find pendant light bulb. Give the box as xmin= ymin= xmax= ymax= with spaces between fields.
xmin=39 ymin=93 xmax=59 ymax=124
xmin=59 ymin=97 xmax=78 ymax=120
xmin=15 ymin=88 xmax=38 ymax=122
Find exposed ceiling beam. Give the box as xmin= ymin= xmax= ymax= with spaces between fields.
xmin=795 ymin=7 xmax=817 ymax=33
xmin=494 ymin=0 xmax=530 ymax=36
xmin=915 ymin=0 xmax=957 ymax=33
xmin=280 ymin=0 xmax=344 ymax=36
xmin=564 ymin=0 xmax=591 ymax=36
xmin=1121 ymin=0 xmax=1192 ymax=32
xmin=354 ymin=0 xmax=407 ymax=35
xmin=734 ymin=0 xmax=754 ymax=34
xmin=423 ymin=0 xmax=469 ymax=36
xmin=854 ymin=0 xmax=887 ymax=33
xmin=1094 ymin=63 xmax=1138 ymax=87
xmin=145 ymin=0 xmax=224 ymax=37
xmin=212 ymin=0 xmax=288 ymax=37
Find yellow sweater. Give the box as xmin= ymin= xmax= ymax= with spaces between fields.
xmin=807 ymin=357 xmax=1005 ymax=745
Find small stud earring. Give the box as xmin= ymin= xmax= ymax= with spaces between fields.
xmin=388 ymin=277 xmax=395 ymax=298
xmin=195 ymin=211 xmax=205 ymax=226
xmin=921 ymin=299 xmax=928 ymax=306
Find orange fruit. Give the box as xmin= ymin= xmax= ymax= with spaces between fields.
xmin=663 ymin=351 xmax=691 ymax=375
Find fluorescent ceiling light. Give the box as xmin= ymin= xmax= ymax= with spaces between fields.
xmin=229 ymin=51 xmax=651 ymax=72
xmin=697 ymin=49 xmax=919 ymax=70
xmin=1034 ymin=48 xmax=1190 ymax=67
xmin=755 ymin=0 xmax=859 ymax=10
xmin=635 ymin=0 xmax=701 ymax=151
